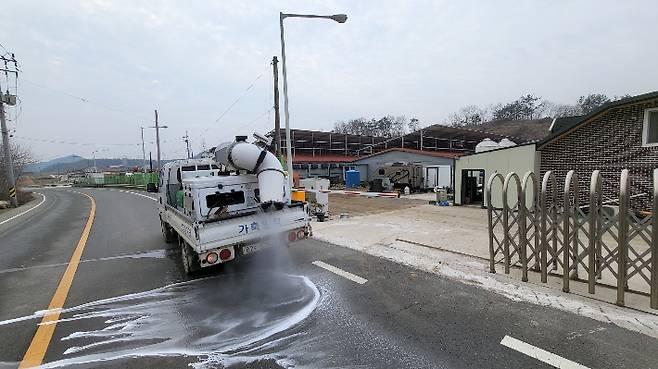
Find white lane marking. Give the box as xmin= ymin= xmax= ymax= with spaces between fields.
xmin=0 ymin=193 xmax=46 ymax=226
xmin=500 ymin=335 xmax=591 ymax=369
xmin=312 ymin=260 xmax=368 ymax=284
xmin=104 ymin=188 xmax=157 ymax=202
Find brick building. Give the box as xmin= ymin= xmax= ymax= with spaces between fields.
xmin=538 ymin=91 xmax=658 ymax=211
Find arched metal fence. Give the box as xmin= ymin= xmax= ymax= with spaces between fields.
xmin=486 ymin=169 xmax=658 ymax=309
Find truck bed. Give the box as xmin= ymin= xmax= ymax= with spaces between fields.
xmin=161 ymin=203 xmax=309 ymax=253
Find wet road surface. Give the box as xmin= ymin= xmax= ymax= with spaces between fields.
xmin=1 ymin=188 xmax=657 ymax=368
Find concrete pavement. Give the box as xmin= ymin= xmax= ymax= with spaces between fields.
xmin=0 ymin=188 xmax=657 ymax=368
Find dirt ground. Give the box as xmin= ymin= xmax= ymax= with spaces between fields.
xmin=328 ymin=194 xmax=427 ymax=216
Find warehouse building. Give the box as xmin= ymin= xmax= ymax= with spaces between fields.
xmin=271 ymin=126 xmax=513 ymax=185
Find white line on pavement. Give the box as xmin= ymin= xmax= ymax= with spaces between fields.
xmin=0 ymin=193 xmax=46 ymax=226
xmin=122 ymin=190 xmax=157 ymax=201
xmin=312 ymin=261 xmax=368 ymax=285
xmin=500 ymin=335 xmax=591 ymax=369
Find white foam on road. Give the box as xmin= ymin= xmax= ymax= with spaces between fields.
xmin=0 ymin=192 xmax=46 ymax=226
xmin=501 ymin=335 xmax=591 ymax=369
xmin=0 ymin=273 xmax=320 ymax=368
xmin=0 ymin=249 xmax=168 ymax=275
xmin=312 ymin=260 xmax=368 ymax=284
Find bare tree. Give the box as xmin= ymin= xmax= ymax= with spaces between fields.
xmin=0 ymin=143 xmax=36 ymax=199
xmin=449 ymin=105 xmax=487 ymax=126
xmin=333 ymin=115 xmax=415 ymax=137
xmin=577 ymin=93 xmax=610 ymax=114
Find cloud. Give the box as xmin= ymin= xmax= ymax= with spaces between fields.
xmin=2 ymin=0 xmax=658 ymax=160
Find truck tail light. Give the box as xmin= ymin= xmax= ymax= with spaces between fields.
xmin=219 ymin=248 xmax=232 ymax=261
xmin=206 ymin=252 xmax=219 ymax=264
xmin=288 ymin=231 xmax=297 ymax=242
xmin=297 ymin=229 xmax=306 ymax=240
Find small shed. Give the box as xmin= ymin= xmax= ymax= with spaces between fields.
xmin=351 ymin=148 xmax=460 ymax=188
xmin=454 ymin=143 xmax=540 ymax=207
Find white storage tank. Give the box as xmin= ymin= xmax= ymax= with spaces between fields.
xmin=475 ymin=138 xmax=499 ymax=153
xmin=498 ymin=138 xmax=517 ymax=148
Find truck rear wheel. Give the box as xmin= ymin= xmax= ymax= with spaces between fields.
xmin=180 ymin=237 xmax=201 ymax=275
xmin=161 ymin=221 xmax=176 ymax=244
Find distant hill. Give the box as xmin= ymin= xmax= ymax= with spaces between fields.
xmin=24 ymin=155 xmax=178 ymax=173
xmin=475 ymin=118 xmax=553 ymax=142
xmin=24 ymin=154 xmax=85 ymax=173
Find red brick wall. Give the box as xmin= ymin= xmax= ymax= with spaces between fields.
xmin=539 ymin=99 xmax=658 ymax=211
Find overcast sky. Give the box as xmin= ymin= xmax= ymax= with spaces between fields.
xmin=2 ymin=0 xmax=658 ymax=161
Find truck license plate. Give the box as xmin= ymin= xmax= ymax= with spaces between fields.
xmin=242 ymin=244 xmax=261 ymax=255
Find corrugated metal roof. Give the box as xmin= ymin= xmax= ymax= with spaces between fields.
xmin=353 ymin=148 xmax=462 ymax=161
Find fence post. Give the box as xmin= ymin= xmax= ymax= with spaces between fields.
xmin=651 ymin=169 xmax=658 ymax=309
xmin=588 ymin=170 xmax=601 ymax=294
xmin=540 ymin=171 xmax=554 ymax=283
xmin=617 ymin=169 xmax=629 ymax=306
xmin=521 ymin=172 xmax=538 ymax=282
xmin=503 ymin=173 xmax=521 ymax=274
xmin=486 ymin=173 xmax=505 ymax=273
xmin=563 ymin=170 xmax=578 ymax=293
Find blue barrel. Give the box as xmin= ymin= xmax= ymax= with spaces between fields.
xmin=345 ymin=170 xmax=360 ymax=188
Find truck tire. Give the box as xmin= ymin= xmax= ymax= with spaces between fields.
xmin=161 ymin=221 xmax=176 ymax=244
xmin=180 ymin=237 xmax=201 ymax=275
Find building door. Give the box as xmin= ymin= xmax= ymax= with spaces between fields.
xmin=426 ymin=167 xmax=438 ymax=188
xmin=461 ymin=169 xmax=485 ymax=206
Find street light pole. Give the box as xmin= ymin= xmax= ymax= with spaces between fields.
xmin=147 ymin=117 xmax=168 ymax=171
xmin=140 ymin=127 xmax=147 ymax=173
xmin=279 ymin=12 xmax=347 ymax=188
xmin=92 ymin=150 xmax=98 ymax=173
xmin=154 ymin=110 xmax=161 ymax=171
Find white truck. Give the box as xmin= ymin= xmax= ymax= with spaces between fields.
xmin=157 ymin=133 xmax=310 ymax=274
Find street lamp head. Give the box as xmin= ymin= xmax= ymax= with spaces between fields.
xmin=331 ymin=14 xmax=348 ymax=23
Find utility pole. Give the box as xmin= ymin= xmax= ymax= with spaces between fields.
xmin=154 ymin=109 xmax=161 ymax=171
xmin=183 ymin=131 xmax=191 ymax=159
xmin=0 ymin=53 xmax=19 ymax=208
xmin=140 ymin=127 xmax=147 ymax=173
xmin=0 ymin=86 xmax=16 ymax=207
xmin=149 ymin=152 xmax=153 ymax=171
xmin=271 ymin=56 xmax=282 ymax=157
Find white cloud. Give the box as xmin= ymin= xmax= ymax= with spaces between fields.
xmin=2 ymin=0 xmax=658 ymax=160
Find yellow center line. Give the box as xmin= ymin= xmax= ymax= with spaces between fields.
xmin=19 ymin=191 xmax=96 ymax=368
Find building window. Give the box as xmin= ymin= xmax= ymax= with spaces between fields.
xmin=643 ymin=108 xmax=658 ymax=147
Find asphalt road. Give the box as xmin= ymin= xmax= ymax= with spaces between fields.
xmin=1 ymin=187 xmax=657 ymax=369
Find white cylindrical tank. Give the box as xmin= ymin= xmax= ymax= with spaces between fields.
xmin=475 ymin=138 xmax=499 ymax=153
xmin=498 ymin=138 xmax=517 ymax=148
xmin=215 ymin=140 xmax=286 ymax=209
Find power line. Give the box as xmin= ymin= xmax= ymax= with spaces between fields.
xmin=203 ymin=73 xmax=263 ymax=132
xmin=0 ymin=41 xmax=10 ymax=57
xmin=20 ymin=78 xmax=154 ymax=122
xmin=14 ymin=135 xmax=141 ymax=147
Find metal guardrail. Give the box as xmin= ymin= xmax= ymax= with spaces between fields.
xmin=487 ymin=169 xmax=658 ymax=309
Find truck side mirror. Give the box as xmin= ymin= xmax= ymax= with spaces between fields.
xmin=146 ymin=182 xmax=158 ymax=192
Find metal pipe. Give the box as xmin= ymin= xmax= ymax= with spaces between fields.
xmin=588 ymin=170 xmax=602 ymax=294
xmin=563 ymin=170 xmax=578 ymax=293
xmin=617 ymin=169 xmax=629 ymax=306
xmin=521 ymin=172 xmax=538 ymax=281
xmin=486 ymin=173 xmax=505 ymax=273
xmin=540 ymin=171 xmax=556 ymax=283
xmin=502 ymin=172 xmax=521 ymax=275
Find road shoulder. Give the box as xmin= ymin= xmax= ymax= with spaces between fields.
xmin=312 ymin=217 xmax=658 ymax=340
xmin=0 ymin=192 xmax=45 ymax=226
